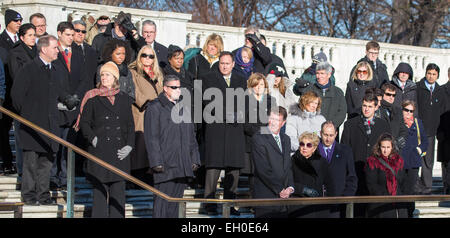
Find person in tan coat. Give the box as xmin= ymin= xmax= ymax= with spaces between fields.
xmin=128 ymin=45 xmax=164 ymax=186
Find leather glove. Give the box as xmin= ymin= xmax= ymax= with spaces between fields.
xmin=245 ymin=33 xmax=261 ymax=46
xmin=302 ymin=187 xmax=320 ymax=197
xmin=295 ymin=78 xmax=311 ymax=89
xmin=152 ymin=165 xmax=164 ymax=173
xmin=62 ymin=94 xmax=80 ymax=111
xmin=117 ymin=145 xmax=132 ymax=160
xmin=92 ymin=136 xmax=98 ymax=148
xmin=192 ymin=164 xmax=200 ymax=172
xmin=119 ymin=12 xmax=137 ymax=32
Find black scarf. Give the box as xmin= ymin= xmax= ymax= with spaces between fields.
xmin=20 ymin=41 xmax=37 ymax=59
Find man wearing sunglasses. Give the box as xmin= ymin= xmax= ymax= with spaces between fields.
xmin=145 ymin=75 xmax=200 ymax=217
xmin=378 ymin=83 xmax=408 ymax=151
xmin=341 ymin=93 xmax=391 ymax=217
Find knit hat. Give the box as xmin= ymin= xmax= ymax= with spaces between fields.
xmin=5 ymin=9 xmax=22 ymax=27
xmin=312 ymin=52 xmax=327 ymax=64
xmin=100 ymin=61 xmax=120 ymax=80
xmin=167 ymin=44 xmax=183 ymax=59
xmin=268 ymin=63 xmax=287 ymax=77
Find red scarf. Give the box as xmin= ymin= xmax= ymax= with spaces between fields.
xmin=144 ymin=66 xmax=155 ymax=79
xmin=367 ymin=154 xmax=404 ymax=195
xmin=404 ymin=114 xmax=414 ymax=128
xmin=73 ymin=87 xmax=120 ymax=131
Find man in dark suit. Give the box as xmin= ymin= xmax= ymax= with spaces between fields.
xmin=319 ymin=121 xmax=357 ymax=218
xmin=252 ymin=106 xmax=294 ymax=218
xmin=201 ymin=51 xmax=247 ymax=216
xmin=141 ymin=20 xmax=168 ymax=68
xmin=0 ymin=9 xmax=23 ymax=174
xmin=11 ymin=35 xmax=71 ymax=205
xmin=341 ymin=93 xmax=391 ymax=217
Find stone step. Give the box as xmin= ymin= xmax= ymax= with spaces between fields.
xmin=414 ymin=207 xmax=450 ymax=218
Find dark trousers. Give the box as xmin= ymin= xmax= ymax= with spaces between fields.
xmin=204 ymin=168 xmax=239 ymax=199
xmin=51 ymin=127 xmax=73 ymax=187
xmin=21 ymin=151 xmax=54 ymax=202
xmin=417 ymin=136 xmax=435 ymax=193
xmin=91 ymin=180 xmax=126 ymax=218
xmin=153 ymin=178 xmax=187 ymax=218
xmin=354 ymin=161 xmax=369 ymax=218
xmin=404 ymin=168 xmax=419 ymax=217
xmin=0 ymin=116 xmax=13 ymax=170
xmin=442 ymin=161 xmax=450 ymax=194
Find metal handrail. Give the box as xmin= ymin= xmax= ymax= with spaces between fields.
xmin=2 ymin=105 xmax=450 ymax=218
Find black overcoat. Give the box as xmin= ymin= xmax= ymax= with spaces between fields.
xmin=416 ymin=78 xmax=447 ymax=137
xmin=153 ymin=41 xmax=168 ymax=68
xmin=144 ymin=93 xmax=201 ymax=184
xmin=437 ymin=82 xmax=450 ymax=163
xmin=8 ymin=41 xmax=37 ymax=80
xmin=201 ymin=70 xmax=247 ymax=168
xmin=11 ymin=57 xmax=68 ymax=153
xmin=79 ymin=92 xmax=135 ymax=183
xmin=187 ymin=53 xmax=219 ymax=79
xmin=345 ymin=78 xmax=378 ymax=119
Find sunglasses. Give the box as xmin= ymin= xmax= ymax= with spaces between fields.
xmin=384 ymin=92 xmax=396 ymax=97
xmin=12 ymin=19 xmax=23 ymax=22
xmin=98 ymin=16 xmax=110 ymax=20
xmin=74 ymin=29 xmax=87 ymax=34
xmin=403 ymin=108 xmax=414 ymax=113
xmin=357 ymin=70 xmax=368 ymax=75
xmin=299 ymin=142 xmax=313 ymax=148
xmin=141 ymin=53 xmax=155 ymax=59
xmin=166 ymin=86 xmax=181 ymax=90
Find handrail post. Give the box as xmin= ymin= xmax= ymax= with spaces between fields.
xmin=222 ymin=203 xmax=230 ymax=218
xmin=66 ymin=148 xmax=75 ymax=218
xmin=178 ymin=202 xmax=186 ymax=218
xmin=346 ymin=203 xmax=354 ymax=218
xmin=14 ymin=203 xmax=23 ymax=218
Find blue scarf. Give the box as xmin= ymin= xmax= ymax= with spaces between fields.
xmin=235 ymin=46 xmax=254 ymax=77
xmin=316 ymin=80 xmax=331 ymax=89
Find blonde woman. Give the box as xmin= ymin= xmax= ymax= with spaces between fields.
xmin=346 ymin=61 xmax=377 ymax=119
xmin=266 ymin=64 xmax=297 ymax=115
xmin=128 ymin=45 xmax=164 ymax=184
xmin=187 ymin=33 xmax=224 ymax=79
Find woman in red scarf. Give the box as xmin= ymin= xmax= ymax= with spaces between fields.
xmin=77 ymin=61 xmax=135 ymax=218
xmin=365 ymin=133 xmax=408 ymax=218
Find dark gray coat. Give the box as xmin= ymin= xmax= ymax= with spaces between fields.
xmin=416 ymin=78 xmax=447 ymax=137
xmin=390 ymin=63 xmax=417 ymax=109
xmin=201 ymin=70 xmax=247 ymax=168
xmin=79 ymin=92 xmax=135 ymax=183
xmin=144 ymin=93 xmax=200 ymax=184
xmin=437 ymin=82 xmax=450 ymax=163
xmin=345 ymin=79 xmax=378 ymax=119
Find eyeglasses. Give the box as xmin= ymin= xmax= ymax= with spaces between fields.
xmin=35 ymin=24 xmax=47 ymax=28
xmin=166 ymin=86 xmax=181 ymax=90
xmin=299 ymin=142 xmax=313 ymax=148
xmin=384 ymin=92 xmax=396 ymax=97
xmin=357 ymin=70 xmax=368 ymax=75
xmin=403 ymin=108 xmax=414 ymax=113
xmin=74 ymin=29 xmax=87 ymax=34
xmin=367 ymin=51 xmax=379 ymax=55
xmin=141 ymin=53 xmax=155 ymax=59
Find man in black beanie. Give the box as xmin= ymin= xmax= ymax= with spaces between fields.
xmin=0 ymin=9 xmax=22 ymax=175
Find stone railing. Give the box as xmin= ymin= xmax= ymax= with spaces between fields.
xmin=1 ymin=0 xmax=449 ymax=91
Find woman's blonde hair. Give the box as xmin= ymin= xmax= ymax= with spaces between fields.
xmin=247 ymin=72 xmax=268 ymax=94
xmin=96 ymin=72 xmax=120 ymax=90
xmin=241 ymin=47 xmax=253 ymax=60
xmin=202 ymin=33 xmax=224 ymax=56
xmin=351 ymin=61 xmax=373 ymax=81
xmin=128 ymin=45 xmax=164 ymax=86
xmin=298 ymin=132 xmax=320 ymax=148
xmin=299 ymin=91 xmax=321 ymax=111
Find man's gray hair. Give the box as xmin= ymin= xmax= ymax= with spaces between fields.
xmin=37 ymin=35 xmax=57 ymax=53
xmin=142 ymin=20 xmax=157 ymax=31
xmin=316 ymin=61 xmax=333 ymax=74
xmin=72 ymin=20 xmax=86 ymax=28
xmin=163 ymin=75 xmax=180 ymax=86
xmin=245 ymin=25 xmax=261 ymax=38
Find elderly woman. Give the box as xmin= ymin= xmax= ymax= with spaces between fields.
xmin=346 ymin=61 xmax=377 ymax=119
xmin=266 ymin=64 xmax=297 ymax=115
xmin=187 ymin=33 xmax=223 ymax=79
xmin=286 ymin=91 xmax=326 ymax=152
xmin=128 ymin=45 xmax=164 ymax=186
xmin=365 ymin=133 xmax=407 ymax=218
xmin=78 ymin=61 xmax=135 ymax=218
xmin=97 ymin=39 xmax=135 ymax=100
xmin=243 ymin=73 xmax=277 ymax=195
xmin=401 ymin=100 xmax=428 ymax=217
xmin=289 ymin=132 xmax=329 ymax=218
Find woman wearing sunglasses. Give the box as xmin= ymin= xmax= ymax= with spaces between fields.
xmin=127 ymin=45 xmax=164 ymax=186
xmin=346 ymin=61 xmax=377 ymax=119
xmin=286 ymin=91 xmax=326 ymax=152
xmin=400 ymin=100 xmax=428 ymax=217
xmin=289 ymin=132 xmax=329 ymax=218
xmin=365 ymin=133 xmax=407 ymax=218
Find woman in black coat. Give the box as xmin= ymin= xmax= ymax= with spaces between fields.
xmin=187 ymin=33 xmax=222 ymax=79
xmin=365 ymin=133 xmax=407 ymax=218
xmin=78 ymin=62 xmax=135 ymax=218
xmin=8 ymin=23 xmax=37 ymax=80
xmin=164 ymin=45 xmax=195 ymax=95
xmin=289 ymin=132 xmax=329 ymax=218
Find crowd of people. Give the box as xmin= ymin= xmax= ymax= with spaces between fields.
xmin=0 ymin=8 xmax=449 ymax=219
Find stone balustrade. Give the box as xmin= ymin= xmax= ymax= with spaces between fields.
xmin=1 ymin=0 xmax=449 ymax=92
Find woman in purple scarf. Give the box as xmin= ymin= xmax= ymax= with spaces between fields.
xmin=234 ymin=46 xmax=254 ymax=79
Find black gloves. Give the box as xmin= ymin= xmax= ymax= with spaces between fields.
xmin=118 ymin=11 xmax=137 ymax=32
xmin=62 ymin=94 xmax=80 ymax=111
xmin=302 ymin=187 xmax=320 ymax=197
xmin=152 ymin=165 xmax=164 ymax=173
xmin=245 ymin=33 xmax=261 ymax=46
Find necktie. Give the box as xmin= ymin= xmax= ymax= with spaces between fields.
xmin=430 ymin=85 xmax=433 ymax=105
xmin=14 ymin=35 xmax=17 ymax=43
xmin=274 ymin=135 xmax=282 ymax=152
xmin=225 ymin=77 xmax=230 ymax=87
xmin=64 ymin=48 xmax=69 ymax=56
xmin=326 ymin=148 xmax=331 ymax=161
